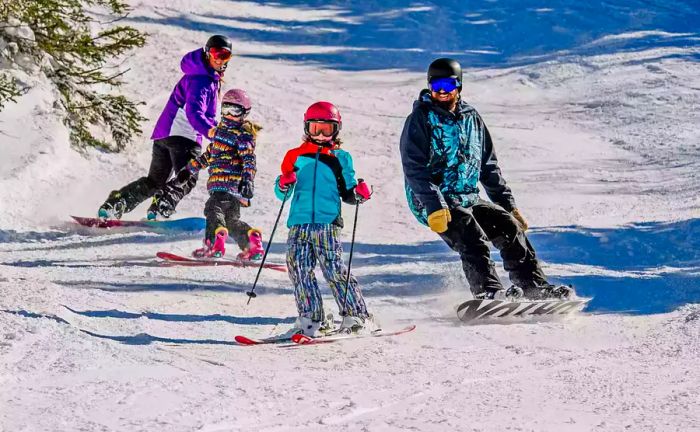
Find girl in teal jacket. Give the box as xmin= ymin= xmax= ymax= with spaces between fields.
xmin=274 ymin=102 xmax=372 ymax=337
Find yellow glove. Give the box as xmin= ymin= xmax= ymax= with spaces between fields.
xmin=207 ymin=127 xmax=217 ymax=138
xmin=511 ymin=208 xmax=529 ymax=231
xmin=427 ymin=208 xmax=451 ymax=233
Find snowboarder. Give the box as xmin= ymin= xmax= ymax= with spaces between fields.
xmin=274 ymin=101 xmax=373 ymax=336
xmin=168 ymin=88 xmax=264 ymax=260
xmin=97 ymin=35 xmax=233 ymax=220
xmin=400 ymin=58 xmax=573 ymax=301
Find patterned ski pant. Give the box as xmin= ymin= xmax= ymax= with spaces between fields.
xmin=286 ymin=224 xmax=368 ymax=322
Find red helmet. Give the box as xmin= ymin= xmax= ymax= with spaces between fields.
xmin=304 ymin=101 xmax=342 ymax=125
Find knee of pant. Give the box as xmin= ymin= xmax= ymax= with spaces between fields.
xmin=491 ymin=223 xmax=519 ymax=249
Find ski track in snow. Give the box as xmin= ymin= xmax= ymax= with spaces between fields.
xmin=1 ymin=1 xmax=699 ymax=431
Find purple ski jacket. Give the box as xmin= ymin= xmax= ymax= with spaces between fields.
xmin=151 ymin=49 xmax=220 ymax=145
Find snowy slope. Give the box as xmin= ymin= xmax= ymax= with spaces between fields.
xmin=1 ymin=1 xmax=699 ymax=431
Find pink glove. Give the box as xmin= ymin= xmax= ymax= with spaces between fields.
xmin=354 ymin=179 xmax=372 ymax=203
xmin=279 ymin=171 xmax=297 ymax=191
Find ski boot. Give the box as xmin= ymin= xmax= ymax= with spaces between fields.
xmin=338 ymin=315 xmax=365 ymax=334
xmin=237 ymin=228 xmax=264 ymax=261
xmin=522 ymin=283 xmax=574 ymax=300
xmin=292 ymin=315 xmax=335 ymax=337
xmin=192 ymin=228 xmax=228 ymax=258
xmin=475 ymin=285 xmax=524 ymax=301
xmin=147 ymin=191 xmax=175 ymax=221
xmin=98 ymin=191 xmax=126 ymax=220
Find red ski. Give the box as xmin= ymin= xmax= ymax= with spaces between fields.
xmin=234 ymin=334 xmax=294 ymax=346
xmin=156 ymin=251 xmax=287 ymax=273
xmin=291 ymin=324 xmax=416 ymax=345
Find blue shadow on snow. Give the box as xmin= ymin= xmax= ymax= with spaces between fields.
xmin=63 ymin=305 xmax=295 ymax=326
xmin=127 ymin=0 xmax=700 ymax=71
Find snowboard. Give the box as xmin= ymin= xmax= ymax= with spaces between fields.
xmin=456 ymin=298 xmax=591 ymax=322
xmin=71 ymin=215 xmax=205 ymax=232
xmin=156 ymin=251 xmax=287 ymax=273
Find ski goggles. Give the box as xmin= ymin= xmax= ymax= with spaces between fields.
xmin=429 ymin=77 xmax=460 ymax=93
xmin=221 ymin=103 xmax=248 ymax=118
xmin=305 ymin=120 xmax=339 ymax=137
xmin=208 ymin=46 xmax=232 ymax=61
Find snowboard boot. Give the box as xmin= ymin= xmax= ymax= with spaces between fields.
xmin=237 ymin=228 xmax=264 ymax=261
xmin=98 ymin=191 xmax=127 ymax=220
xmin=475 ymin=285 xmax=524 ymax=301
xmin=522 ymin=283 xmax=574 ymax=300
xmin=148 ymin=191 xmax=176 ymax=220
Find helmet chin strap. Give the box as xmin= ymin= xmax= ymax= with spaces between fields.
xmin=308 ymin=135 xmax=337 ymax=146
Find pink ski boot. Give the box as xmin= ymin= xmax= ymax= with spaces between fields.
xmin=237 ymin=228 xmax=264 ymax=261
xmin=193 ymin=227 xmax=228 ymax=258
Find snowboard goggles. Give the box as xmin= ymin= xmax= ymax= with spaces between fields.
xmin=221 ymin=103 xmax=248 ymax=118
xmin=208 ymin=46 xmax=232 ymax=61
xmin=305 ymin=120 xmax=339 ymax=137
xmin=429 ymin=77 xmax=460 ymax=93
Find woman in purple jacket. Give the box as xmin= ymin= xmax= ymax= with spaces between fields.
xmin=98 ymin=35 xmax=232 ymax=220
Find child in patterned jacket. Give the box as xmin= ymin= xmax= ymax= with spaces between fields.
xmin=171 ymin=89 xmax=264 ymax=260
xmin=274 ymin=101 xmax=373 ymax=336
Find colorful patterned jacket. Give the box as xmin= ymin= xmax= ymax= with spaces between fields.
xmin=187 ymin=117 xmax=260 ymax=206
xmin=400 ymin=91 xmax=515 ymax=226
xmin=274 ymin=140 xmax=360 ymax=228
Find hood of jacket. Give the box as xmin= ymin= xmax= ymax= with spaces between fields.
xmin=180 ymin=49 xmax=220 ymax=81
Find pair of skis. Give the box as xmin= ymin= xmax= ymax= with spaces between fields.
xmin=235 ymin=324 xmax=417 ymax=346
xmin=156 ymin=251 xmax=287 ymax=272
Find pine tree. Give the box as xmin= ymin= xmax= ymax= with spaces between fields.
xmin=0 ymin=0 xmax=147 ymax=152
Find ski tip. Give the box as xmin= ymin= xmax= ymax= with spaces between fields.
xmin=234 ymin=335 xmax=259 ymax=345
xmin=291 ymin=333 xmax=312 ymax=344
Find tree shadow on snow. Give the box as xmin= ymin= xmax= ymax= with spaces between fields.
xmin=79 ymin=329 xmax=240 ymax=346
xmin=53 ymin=279 xmax=291 ymax=296
xmin=63 ymin=305 xmax=295 ymax=326
xmin=126 ymin=0 xmax=699 ymax=71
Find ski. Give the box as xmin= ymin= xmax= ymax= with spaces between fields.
xmin=291 ymin=324 xmax=417 ymax=345
xmin=456 ymin=298 xmax=592 ymax=322
xmin=234 ymin=334 xmax=294 ymax=346
xmin=71 ymin=215 xmax=205 ymax=232
xmin=156 ymin=251 xmax=287 ymax=273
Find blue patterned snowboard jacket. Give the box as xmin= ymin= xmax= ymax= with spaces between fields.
xmin=400 ymin=91 xmax=516 ymax=226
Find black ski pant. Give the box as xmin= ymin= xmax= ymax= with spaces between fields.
xmin=112 ymin=136 xmax=200 ymax=214
xmin=204 ymin=191 xmax=253 ymax=250
xmin=438 ymin=200 xmax=548 ymax=296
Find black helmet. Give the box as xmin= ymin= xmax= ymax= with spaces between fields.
xmin=205 ymin=35 xmax=232 ymax=51
xmin=427 ymin=58 xmax=462 ymax=90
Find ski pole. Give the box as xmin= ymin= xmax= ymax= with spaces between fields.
xmin=340 ymin=200 xmax=361 ymax=316
xmin=246 ymin=188 xmax=289 ymax=304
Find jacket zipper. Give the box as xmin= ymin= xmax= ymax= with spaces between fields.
xmin=312 ymin=147 xmax=320 ymax=224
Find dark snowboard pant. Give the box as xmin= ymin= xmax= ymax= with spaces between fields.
xmin=205 ymin=191 xmax=253 ymax=250
xmin=439 ymin=200 xmax=548 ymax=296
xmin=110 ymin=136 xmax=200 ymax=214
